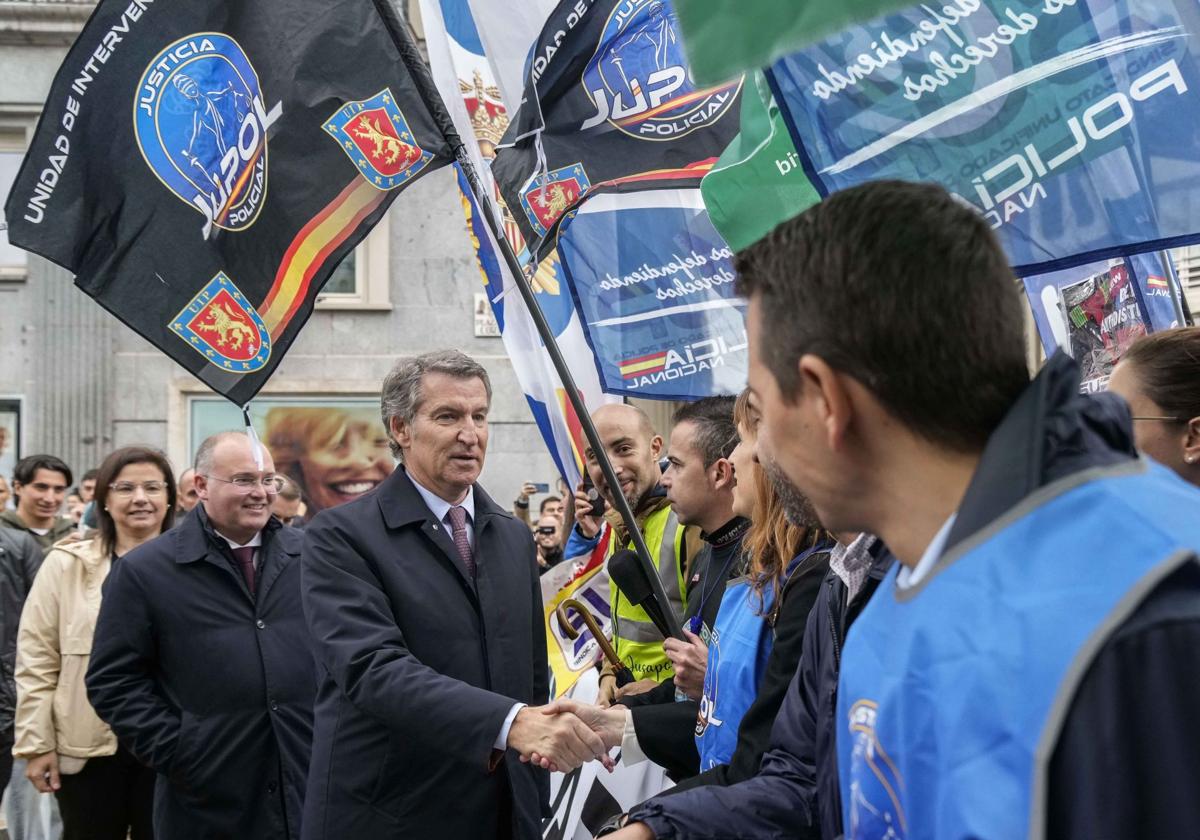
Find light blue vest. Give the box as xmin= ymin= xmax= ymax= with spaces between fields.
xmin=694 ymin=579 xmax=774 ymax=770
xmin=837 ymin=461 xmax=1200 ymax=840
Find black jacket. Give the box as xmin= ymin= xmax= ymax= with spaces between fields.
xmin=617 ymin=518 xmax=748 ymax=768
xmin=0 ymin=528 xmax=42 ymax=735
xmin=630 ymin=541 xmax=831 ymax=787
xmin=632 ymin=354 xmax=1200 ymax=838
xmin=299 ymin=466 xmax=550 ymax=840
xmin=86 ymin=508 xmax=315 ymax=840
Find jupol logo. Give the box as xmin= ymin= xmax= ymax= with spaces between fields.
xmin=135 ymin=33 xmax=282 ymax=240
xmin=580 ymin=0 xmax=740 ymax=140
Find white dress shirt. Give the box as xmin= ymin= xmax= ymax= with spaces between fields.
xmin=896 ymin=514 xmax=957 ymax=591
xmin=216 ymin=529 xmax=264 ymax=570
xmin=409 ymin=475 xmax=524 ymax=751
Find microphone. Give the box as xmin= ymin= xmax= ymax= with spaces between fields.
xmin=608 ymin=548 xmax=680 ymax=640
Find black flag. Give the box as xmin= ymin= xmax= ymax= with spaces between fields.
xmin=4 ymin=0 xmax=452 ymax=404
xmin=490 ymin=0 xmax=742 ymax=260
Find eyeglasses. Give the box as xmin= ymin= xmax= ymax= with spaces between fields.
xmin=1131 ymin=415 xmax=1185 ymax=423
xmin=109 ymin=481 xmax=168 ymax=498
xmin=204 ymin=474 xmax=286 ymax=494
xmin=535 ymin=527 xmax=558 ymax=535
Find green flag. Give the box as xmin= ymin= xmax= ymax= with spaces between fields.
xmin=701 ymin=73 xmax=821 ymax=253
xmin=676 ymin=0 xmax=910 ymax=84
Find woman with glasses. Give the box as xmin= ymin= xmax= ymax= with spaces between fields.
xmin=1108 ymin=326 xmax=1200 ymax=488
xmin=14 ymin=446 xmax=176 ymax=840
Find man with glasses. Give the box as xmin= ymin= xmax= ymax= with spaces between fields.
xmin=87 ymin=431 xmax=315 ymax=840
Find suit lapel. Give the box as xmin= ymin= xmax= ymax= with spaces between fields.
xmin=257 ymin=541 xmax=296 ymax=603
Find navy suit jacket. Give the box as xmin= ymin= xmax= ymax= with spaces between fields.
xmin=300 ymin=466 xmax=549 ymax=840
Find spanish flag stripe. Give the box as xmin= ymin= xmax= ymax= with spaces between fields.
xmin=261 ymin=179 xmax=385 ymax=336
xmin=620 ymin=357 xmax=668 ymax=375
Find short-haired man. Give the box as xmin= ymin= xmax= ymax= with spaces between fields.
xmin=540 ymin=495 xmax=564 ymax=520
xmin=87 ymin=432 xmax=314 ymax=840
xmin=78 ymin=469 xmax=98 ymax=504
xmin=611 ymin=396 xmax=749 ymax=777
xmin=300 ymin=350 xmax=606 ymax=840
xmin=176 ymin=468 xmax=199 ymax=515
xmin=1 ymin=455 xmax=75 ymax=551
xmin=611 ymin=181 xmax=1200 ymax=840
xmin=271 ymin=477 xmax=305 ymax=527
xmin=573 ymin=404 xmax=704 ymax=706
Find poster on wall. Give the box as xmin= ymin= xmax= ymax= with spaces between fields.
xmin=0 ymin=399 xmax=20 ymax=486
xmin=190 ymin=397 xmax=394 ymax=521
xmin=1022 ymin=260 xmax=1152 ymax=393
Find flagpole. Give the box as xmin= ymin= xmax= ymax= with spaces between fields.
xmin=1160 ymin=249 xmax=1195 ymax=327
xmin=375 ymin=0 xmax=685 ymax=640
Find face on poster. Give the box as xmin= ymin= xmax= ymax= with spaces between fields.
xmin=190 ymin=398 xmax=394 ymax=518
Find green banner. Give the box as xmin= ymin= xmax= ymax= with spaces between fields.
xmin=676 ymin=0 xmax=911 ymax=84
xmin=701 ymin=73 xmax=821 ymax=252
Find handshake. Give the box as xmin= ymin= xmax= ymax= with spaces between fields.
xmin=507 ymin=698 xmax=630 ymax=774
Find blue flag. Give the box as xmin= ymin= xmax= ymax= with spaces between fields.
xmin=555 ymin=189 xmax=746 ymax=400
xmin=767 ymin=0 xmax=1200 ymax=276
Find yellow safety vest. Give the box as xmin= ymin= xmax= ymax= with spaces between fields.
xmin=608 ymin=505 xmax=688 ymax=683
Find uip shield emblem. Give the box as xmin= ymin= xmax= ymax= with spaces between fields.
xmin=520 ymin=163 xmax=591 ymax=238
xmin=580 ymin=0 xmax=740 ymax=140
xmin=170 ymin=273 xmax=272 ymax=372
xmin=324 ymin=89 xmax=435 ymax=189
xmin=134 ymin=33 xmax=283 ymax=239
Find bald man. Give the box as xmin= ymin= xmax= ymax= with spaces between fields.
xmin=573 ymin=404 xmax=704 ymax=705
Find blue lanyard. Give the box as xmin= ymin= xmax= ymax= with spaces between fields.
xmin=688 ymin=547 xmax=742 ymax=635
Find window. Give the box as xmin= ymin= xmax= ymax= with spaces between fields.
xmin=314 ymin=208 xmax=392 ymax=310
xmin=1 ymin=129 xmax=28 ymax=281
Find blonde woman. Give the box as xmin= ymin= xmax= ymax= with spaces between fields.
xmin=264 ymin=406 xmax=393 ymax=518
xmin=15 ymin=447 xmax=176 ymax=840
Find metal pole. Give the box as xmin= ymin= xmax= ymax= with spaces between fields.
xmin=1161 ymin=249 xmax=1195 ymax=327
xmin=377 ymin=0 xmax=684 ymax=640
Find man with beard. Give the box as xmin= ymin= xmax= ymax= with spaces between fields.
xmin=572 ymin=404 xmax=705 ymax=706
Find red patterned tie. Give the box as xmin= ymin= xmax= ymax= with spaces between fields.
xmin=231 ymin=546 xmax=256 ymax=596
xmin=446 ymin=506 xmax=476 ymax=578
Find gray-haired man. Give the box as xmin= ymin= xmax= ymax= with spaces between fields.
xmin=300 ymin=350 xmax=606 ymax=840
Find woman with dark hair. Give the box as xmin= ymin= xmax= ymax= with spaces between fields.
xmin=1108 ymin=326 xmax=1200 ymax=487
xmin=14 ymin=446 xmax=176 ymax=840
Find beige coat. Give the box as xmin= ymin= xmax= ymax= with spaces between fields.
xmin=13 ymin=536 xmax=117 ymax=766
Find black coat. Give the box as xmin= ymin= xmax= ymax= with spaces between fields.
xmin=300 ymin=466 xmax=550 ymax=840
xmin=86 ymin=508 xmax=315 ymax=840
xmin=0 ymin=528 xmax=42 ymax=735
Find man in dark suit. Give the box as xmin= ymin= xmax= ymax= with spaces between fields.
xmin=87 ymin=432 xmax=315 ymax=840
xmin=300 ymin=349 xmax=607 ymax=840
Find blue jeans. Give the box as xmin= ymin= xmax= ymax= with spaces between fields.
xmin=4 ymin=760 xmax=62 ymax=840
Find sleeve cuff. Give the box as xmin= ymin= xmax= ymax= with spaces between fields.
xmin=494 ymin=702 xmax=527 ymax=751
xmin=621 ymin=707 xmax=647 ymax=765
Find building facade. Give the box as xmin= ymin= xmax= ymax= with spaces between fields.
xmin=0 ymin=0 xmax=560 ymax=508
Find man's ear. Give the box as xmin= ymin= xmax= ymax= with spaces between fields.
xmin=650 ymin=434 xmax=664 ymax=459
xmin=389 ymin=415 xmax=411 ymax=452
xmin=193 ymin=472 xmax=210 ymax=501
xmin=797 ymin=354 xmax=853 ymax=453
xmin=710 ymin=458 xmax=736 ymax=492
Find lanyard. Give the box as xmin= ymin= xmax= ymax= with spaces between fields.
xmin=688 ymin=546 xmax=743 ymax=635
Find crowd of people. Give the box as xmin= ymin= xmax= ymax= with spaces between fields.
xmin=0 ymin=181 xmax=1197 ymax=840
